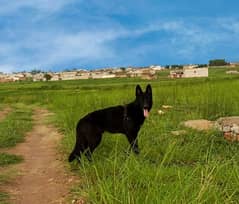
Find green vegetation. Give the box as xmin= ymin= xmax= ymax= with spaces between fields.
xmin=0 ymin=153 xmax=23 ymax=166
xmin=209 ymin=59 xmax=228 ymax=66
xmin=0 ymin=192 xmax=9 ymax=204
xmin=0 ymin=104 xmax=33 ymax=148
xmin=0 ymin=104 xmax=33 ymax=203
xmin=44 ymin=73 xmax=52 ymax=81
xmin=0 ymin=67 xmax=239 ymax=203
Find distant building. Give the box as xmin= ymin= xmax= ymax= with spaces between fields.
xmin=183 ymin=67 xmax=208 ymax=78
xmin=229 ymin=62 xmax=239 ymax=67
xmin=60 ymin=71 xmax=77 ymax=80
xmin=149 ymin=65 xmax=163 ymax=71
xmin=32 ymin=73 xmax=45 ymax=81
xmin=90 ymin=71 xmax=116 ymax=79
xmin=226 ymin=70 xmax=239 ymax=74
xmin=170 ymin=68 xmax=208 ymax=78
xmin=183 ymin=64 xmax=198 ymax=69
xmin=169 ymin=70 xmax=184 ymax=78
xmin=50 ymin=73 xmax=60 ymax=81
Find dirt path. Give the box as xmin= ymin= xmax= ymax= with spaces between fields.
xmin=2 ymin=108 xmax=76 ymax=204
xmin=0 ymin=106 xmax=12 ymax=122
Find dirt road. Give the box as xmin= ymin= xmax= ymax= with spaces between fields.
xmin=2 ymin=108 xmax=76 ymax=204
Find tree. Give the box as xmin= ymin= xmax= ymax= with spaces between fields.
xmin=197 ymin=64 xmax=208 ymax=68
xmin=209 ymin=59 xmax=228 ymax=66
xmin=44 ymin=73 xmax=52 ymax=81
xmin=171 ymin=64 xmax=183 ymax=69
xmin=30 ymin=69 xmax=42 ymax=75
xmin=120 ymin=67 xmax=126 ymax=71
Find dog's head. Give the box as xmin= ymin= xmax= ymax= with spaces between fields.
xmin=135 ymin=84 xmax=153 ymax=118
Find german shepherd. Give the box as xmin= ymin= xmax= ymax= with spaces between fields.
xmin=68 ymin=84 xmax=153 ymax=162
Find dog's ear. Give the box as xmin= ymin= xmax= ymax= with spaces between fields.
xmin=146 ymin=84 xmax=152 ymax=95
xmin=136 ymin=85 xmax=143 ymax=96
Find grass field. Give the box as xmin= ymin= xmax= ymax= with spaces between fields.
xmin=0 ymin=104 xmax=33 ymax=203
xmin=0 ymin=67 xmax=239 ymax=203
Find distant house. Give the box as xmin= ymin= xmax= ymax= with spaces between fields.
xmin=170 ymin=68 xmax=208 ymax=78
xmin=60 ymin=71 xmax=77 ymax=80
xmin=229 ymin=62 xmax=239 ymax=67
xmin=0 ymin=74 xmax=12 ymax=83
xmin=169 ymin=70 xmax=184 ymax=78
xmin=90 ymin=71 xmax=116 ymax=79
xmin=226 ymin=70 xmax=239 ymax=74
xmin=141 ymin=72 xmax=157 ymax=80
xmin=75 ymin=71 xmax=90 ymax=80
xmin=128 ymin=68 xmax=156 ymax=78
xmin=183 ymin=64 xmax=198 ymax=69
xmin=149 ymin=65 xmax=163 ymax=71
xmin=11 ymin=73 xmax=26 ymax=81
xmin=32 ymin=73 xmax=45 ymax=81
xmin=114 ymin=71 xmax=128 ymax=78
xmin=50 ymin=73 xmax=60 ymax=81
xmin=183 ymin=67 xmax=208 ymax=78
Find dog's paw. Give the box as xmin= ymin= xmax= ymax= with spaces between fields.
xmin=133 ymin=147 xmax=140 ymax=154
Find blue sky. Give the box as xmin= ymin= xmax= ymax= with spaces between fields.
xmin=0 ymin=0 xmax=239 ymax=73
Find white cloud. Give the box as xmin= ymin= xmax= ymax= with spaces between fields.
xmin=0 ymin=64 xmax=15 ymax=73
xmin=0 ymin=2 xmax=239 ymax=73
xmin=216 ymin=17 xmax=239 ymax=33
xmin=0 ymin=0 xmax=76 ymax=15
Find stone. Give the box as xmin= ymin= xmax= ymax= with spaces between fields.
xmin=171 ymin=130 xmax=187 ymax=136
xmin=215 ymin=116 xmax=239 ymax=129
xmin=158 ymin=110 xmax=165 ymax=115
xmin=231 ymin=124 xmax=239 ymax=134
xmin=162 ymin=105 xmax=173 ymax=109
xmin=222 ymin=126 xmax=231 ymax=132
xmin=182 ymin=119 xmax=215 ymax=131
xmin=224 ymin=132 xmax=233 ymax=141
xmin=223 ymin=132 xmax=239 ymax=142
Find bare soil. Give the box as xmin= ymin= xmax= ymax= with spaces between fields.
xmin=0 ymin=106 xmax=12 ymax=122
xmin=2 ymin=108 xmax=77 ymax=204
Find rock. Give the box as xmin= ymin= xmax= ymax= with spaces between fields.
xmin=231 ymin=124 xmax=239 ymax=134
xmin=182 ymin=119 xmax=215 ymax=131
xmin=72 ymin=199 xmax=85 ymax=204
xmin=162 ymin=105 xmax=173 ymax=109
xmin=224 ymin=132 xmax=233 ymax=141
xmin=215 ymin=117 xmax=239 ymax=142
xmin=223 ymin=132 xmax=239 ymax=142
xmin=171 ymin=130 xmax=187 ymax=136
xmin=158 ymin=110 xmax=165 ymax=115
xmin=222 ymin=126 xmax=231 ymax=132
xmin=215 ymin=116 xmax=239 ymax=128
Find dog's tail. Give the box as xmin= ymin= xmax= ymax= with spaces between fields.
xmin=68 ymin=150 xmax=76 ymax=162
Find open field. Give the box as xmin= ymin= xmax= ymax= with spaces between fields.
xmin=0 ymin=67 xmax=239 ymax=203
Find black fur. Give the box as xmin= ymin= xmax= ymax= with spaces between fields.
xmin=68 ymin=84 xmax=153 ymax=162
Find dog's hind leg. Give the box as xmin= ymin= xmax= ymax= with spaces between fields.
xmin=68 ymin=144 xmax=84 ymax=163
xmin=88 ymin=133 xmax=102 ymax=157
xmin=80 ymin=133 xmax=102 ymax=162
xmin=69 ymin=134 xmax=88 ymax=163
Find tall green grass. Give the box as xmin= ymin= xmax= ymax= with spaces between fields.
xmin=0 ymin=104 xmax=33 ymax=148
xmin=47 ymin=78 xmax=239 ymax=203
xmin=0 ymin=68 xmax=239 ymax=203
xmin=0 ymin=104 xmax=33 ymax=203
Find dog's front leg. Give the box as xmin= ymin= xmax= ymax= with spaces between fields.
xmin=132 ymin=139 xmax=140 ymax=154
xmin=126 ymin=134 xmax=140 ymax=154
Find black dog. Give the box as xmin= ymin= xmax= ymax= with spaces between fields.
xmin=68 ymin=84 xmax=153 ymax=162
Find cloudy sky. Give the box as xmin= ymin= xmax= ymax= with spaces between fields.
xmin=0 ymin=0 xmax=239 ymax=73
